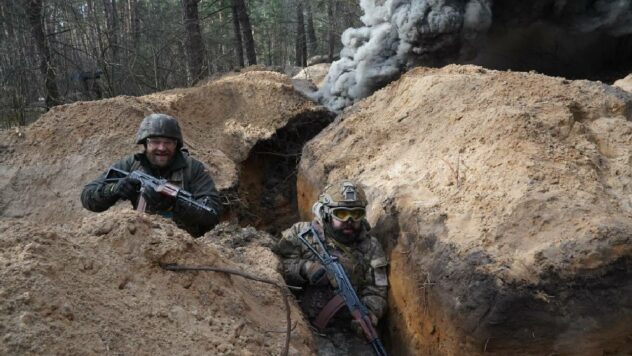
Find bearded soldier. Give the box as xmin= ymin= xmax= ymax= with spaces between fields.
xmin=81 ymin=113 xmax=221 ymax=237
xmin=274 ymin=181 xmax=388 ymax=354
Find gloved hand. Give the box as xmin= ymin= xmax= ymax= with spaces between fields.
xmin=107 ymin=177 xmax=140 ymax=200
xmin=351 ymin=312 xmax=378 ymax=337
xmin=300 ymin=261 xmax=329 ymax=286
xmin=142 ymin=185 xmax=174 ymax=211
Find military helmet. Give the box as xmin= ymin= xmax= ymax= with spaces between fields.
xmin=313 ymin=181 xmax=368 ymax=222
xmin=318 ymin=181 xmax=368 ymax=208
xmin=135 ymin=113 xmax=183 ymax=146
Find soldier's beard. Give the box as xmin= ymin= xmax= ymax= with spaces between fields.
xmin=145 ymin=149 xmax=175 ymax=168
xmin=326 ymin=221 xmax=362 ymax=245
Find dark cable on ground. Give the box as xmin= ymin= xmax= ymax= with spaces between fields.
xmin=161 ymin=263 xmax=301 ymax=356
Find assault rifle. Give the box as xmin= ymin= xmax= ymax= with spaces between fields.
xmin=104 ymin=167 xmax=216 ymax=215
xmin=297 ymin=222 xmax=387 ymax=356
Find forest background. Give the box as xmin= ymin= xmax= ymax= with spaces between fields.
xmin=0 ymin=0 xmax=360 ymax=127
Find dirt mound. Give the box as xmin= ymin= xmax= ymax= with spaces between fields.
xmin=0 ymin=71 xmax=332 ymax=355
xmin=614 ymin=73 xmax=632 ymax=93
xmin=0 ymin=71 xmax=333 ymax=230
xmin=297 ymin=65 xmax=632 ymax=355
xmin=0 ymin=211 xmax=314 ymax=355
xmin=293 ymin=64 xmax=331 ymax=89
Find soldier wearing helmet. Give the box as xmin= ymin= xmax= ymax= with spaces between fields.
xmin=274 ymin=181 xmax=388 ymax=353
xmin=81 ymin=113 xmax=221 ymax=237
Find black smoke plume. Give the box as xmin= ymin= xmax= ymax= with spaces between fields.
xmin=317 ymin=0 xmax=632 ymax=111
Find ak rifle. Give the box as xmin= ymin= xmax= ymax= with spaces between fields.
xmin=104 ymin=167 xmax=216 ymax=214
xmin=297 ymin=223 xmax=388 ymax=356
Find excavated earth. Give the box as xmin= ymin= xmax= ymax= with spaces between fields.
xmin=298 ymin=65 xmax=632 ymax=355
xmin=0 ymin=213 xmax=314 ymax=355
xmin=0 ymin=70 xmax=333 ymax=231
xmin=3 ymin=63 xmax=632 ymax=355
xmin=615 ymin=74 xmax=632 ymax=93
xmin=0 ymin=70 xmax=334 ymax=355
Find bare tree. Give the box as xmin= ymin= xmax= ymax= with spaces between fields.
xmin=327 ymin=0 xmax=335 ymax=61
xmin=305 ymin=1 xmax=317 ymax=58
xmin=127 ymin=0 xmax=140 ymax=46
xmin=295 ymin=0 xmax=306 ymax=67
xmin=24 ymin=0 xmax=60 ymax=109
xmin=182 ymin=0 xmax=206 ymax=83
xmin=103 ymin=0 xmax=120 ymax=94
xmin=233 ymin=0 xmax=256 ymax=65
xmin=2 ymin=0 xmax=364 ymax=127
xmin=231 ymin=1 xmax=244 ymax=68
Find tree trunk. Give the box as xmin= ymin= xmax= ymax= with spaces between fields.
xmin=305 ymin=1 xmax=317 ymax=58
xmin=295 ymin=0 xmax=306 ymax=67
xmin=231 ymin=2 xmax=244 ymax=68
xmin=87 ymin=0 xmax=108 ymax=96
xmin=103 ymin=0 xmax=120 ymax=94
xmin=233 ymin=0 xmax=256 ymax=65
xmin=0 ymin=1 xmax=14 ymax=40
xmin=266 ymin=26 xmax=272 ymax=66
xmin=181 ymin=0 xmax=206 ymax=83
xmin=24 ymin=0 xmax=60 ymax=109
xmin=327 ymin=0 xmax=335 ymax=62
xmin=127 ymin=0 xmax=140 ymax=46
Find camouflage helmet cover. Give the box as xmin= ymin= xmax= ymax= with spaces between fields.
xmin=318 ymin=181 xmax=368 ymax=209
xmin=135 ymin=113 xmax=183 ymax=146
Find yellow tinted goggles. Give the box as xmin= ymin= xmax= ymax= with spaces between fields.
xmin=331 ymin=207 xmax=366 ymax=222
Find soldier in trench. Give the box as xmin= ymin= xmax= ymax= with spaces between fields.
xmin=81 ymin=113 xmax=221 ymax=237
xmin=274 ymin=181 xmax=388 ymax=354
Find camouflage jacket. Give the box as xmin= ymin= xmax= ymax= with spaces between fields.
xmin=274 ymin=220 xmax=388 ymax=323
xmin=81 ymin=151 xmax=221 ymax=237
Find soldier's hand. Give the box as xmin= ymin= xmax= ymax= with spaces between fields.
xmin=142 ymin=185 xmax=174 ymax=211
xmin=351 ymin=313 xmax=378 ymax=337
xmin=301 ymin=261 xmax=328 ymax=286
xmin=110 ymin=177 xmax=141 ymax=200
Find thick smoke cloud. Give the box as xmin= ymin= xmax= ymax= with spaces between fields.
xmin=555 ymin=0 xmax=632 ymax=35
xmin=317 ymin=0 xmax=632 ymax=112
xmin=317 ymin=0 xmax=492 ymax=111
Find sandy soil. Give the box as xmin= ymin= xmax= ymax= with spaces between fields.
xmin=3 ymin=63 xmax=631 ymax=355
xmin=293 ymin=64 xmax=331 ymax=89
xmin=0 ymin=70 xmax=328 ymax=355
xmin=0 ymin=70 xmax=331 ymax=228
xmin=298 ymin=64 xmax=632 ymax=355
xmin=0 ymin=211 xmax=314 ymax=355
xmin=614 ymin=73 xmax=632 ymax=93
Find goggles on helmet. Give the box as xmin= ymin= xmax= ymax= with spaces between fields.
xmin=330 ymin=207 xmax=366 ymax=222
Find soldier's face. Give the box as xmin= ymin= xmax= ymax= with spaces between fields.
xmin=145 ymin=136 xmax=177 ymax=168
xmin=331 ymin=217 xmax=362 ymax=238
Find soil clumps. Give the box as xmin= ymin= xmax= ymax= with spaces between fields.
xmin=0 ymin=211 xmax=314 ymax=355
xmin=298 ymin=65 xmax=632 ymax=355
xmin=0 ymin=70 xmax=331 ymax=355
xmin=0 ymin=70 xmax=333 ymax=230
xmin=293 ymin=64 xmax=331 ymax=89
xmin=614 ymin=73 xmax=632 ymax=93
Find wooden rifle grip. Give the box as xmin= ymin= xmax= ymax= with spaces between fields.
xmin=137 ymin=188 xmax=147 ymax=212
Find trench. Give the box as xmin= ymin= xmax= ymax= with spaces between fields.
xmin=368 ymin=209 xmax=632 ymax=355
xmin=233 ymin=109 xmax=406 ymax=355
xmin=234 ymin=109 xmax=334 ymax=236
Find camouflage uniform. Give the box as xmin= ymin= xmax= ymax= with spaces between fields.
xmin=81 ymin=114 xmax=221 ymax=237
xmin=274 ymin=181 xmax=388 ymax=355
xmin=276 ymin=221 xmax=388 ymax=321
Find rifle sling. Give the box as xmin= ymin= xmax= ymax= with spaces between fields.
xmin=314 ymin=294 xmax=345 ymax=331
